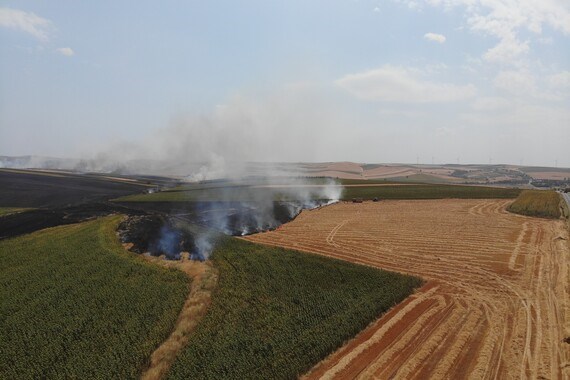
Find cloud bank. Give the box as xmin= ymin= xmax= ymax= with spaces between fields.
xmin=0 ymin=7 xmax=52 ymax=41
xmin=335 ymin=65 xmax=476 ymax=103
xmin=397 ymin=0 xmax=570 ymax=64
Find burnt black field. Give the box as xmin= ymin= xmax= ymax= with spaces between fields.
xmin=0 ymin=170 xmax=314 ymax=255
xmin=0 ymin=203 xmax=146 ymax=240
xmin=0 ymin=169 xmax=164 ymax=240
xmin=0 ymin=169 xmax=157 ymax=208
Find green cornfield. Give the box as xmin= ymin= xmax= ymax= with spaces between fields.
xmin=507 ymin=190 xmax=561 ymax=218
xmin=168 ymin=237 xmax=423 ymax=379
xmin=116 ymin=183 xmax=520 ymax=202
xmin=0 ymin=216 xmax=189 ymax=379
xmin=342 ymin=184 xmax=520 ymax=200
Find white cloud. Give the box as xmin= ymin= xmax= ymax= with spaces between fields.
xmin=0 ymin=7 xmax=52 ymax=41
xmin=482 ymin=36 xmax=529 ymax=63
xmin=335 ymin=65 xmax=476 ymax=103
xmin=395 ymin=0 xmax=570 ymax=65
xmin=56 ymin=47 xmax=74 ymax=57
xmin=424 ymin=32 xmax=446 ymax=43
xmin=373 ymin=7 xmax=381 ymax=12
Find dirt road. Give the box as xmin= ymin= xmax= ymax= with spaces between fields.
xmin=245 ymin=200 xmax=570 ymax=379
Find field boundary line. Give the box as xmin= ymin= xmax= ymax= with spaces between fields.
xmin=139 ymin=255 xmax=218 ymax=380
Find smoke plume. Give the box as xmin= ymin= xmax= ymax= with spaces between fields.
xmin=9 ymin=87 xmax=347 ymax=260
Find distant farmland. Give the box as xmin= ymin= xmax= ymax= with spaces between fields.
xmin=2 ymin=168 xmax=561 ymax=379
xmin=0 ymin=169 xmax=152 ymax=208
xmin=342 ymin=184 xmax=520 ymax=200
xmin=115 ymin=183 xmax=521 ymax=202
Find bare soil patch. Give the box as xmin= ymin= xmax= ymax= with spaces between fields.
xmin=245 ymin=199 xmax=570 ymax=379
xmin=527 ymin=171 xmax=570 ymax=180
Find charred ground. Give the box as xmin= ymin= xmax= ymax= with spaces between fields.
xmin=0 ymin=170 xmax=334 ymax=259
xmin=0 ymin=169 xmax=165 ymax=208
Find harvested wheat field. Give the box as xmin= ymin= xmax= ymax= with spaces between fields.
xmin=244 ymin=199 xmax=570 ymax=379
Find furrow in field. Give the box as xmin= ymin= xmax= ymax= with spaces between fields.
xmin=245 ymin=199 xmax=570 ymax=379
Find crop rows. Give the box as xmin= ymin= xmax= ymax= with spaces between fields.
xmin=116 ymin=183 xmax=520 ymax=203
xmin=246 ymin=200 xmax=569 ymax=379
xmin=507 ymin=190 xmax=561 ymax=218
xmin=342 ymin=184 xmax=520 ymax=200
xmin=167 ymin=237 xmax=421 ymax=379
xmin=0 ymin=216 xmax=189 ymax=379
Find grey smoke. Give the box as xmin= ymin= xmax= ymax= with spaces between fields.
xmin=4 ymin=87 xmax=346 ymax=261
xmin=190 ymin=178 xmax=343 ymax=259
xmin=62 ymin=84 xmax=353 ymax=177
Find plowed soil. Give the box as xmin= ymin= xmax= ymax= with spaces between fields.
xmin=244 ymin=200 xmax=570 ymax=379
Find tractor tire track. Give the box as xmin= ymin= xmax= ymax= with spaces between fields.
xmin=245 ymin=199 xmax=570 ymax=379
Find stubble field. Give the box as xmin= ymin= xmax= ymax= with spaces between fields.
xmin=245 ymin=199 xmax=570 ymax=379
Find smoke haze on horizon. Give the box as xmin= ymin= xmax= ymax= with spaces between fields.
xmin=1 ymin=1 xmax=569 ymax=168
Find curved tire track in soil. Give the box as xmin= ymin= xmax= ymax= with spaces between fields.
xmin=245 ymin=199 xmax=570 ymax=379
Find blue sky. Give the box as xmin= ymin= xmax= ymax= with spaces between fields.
xmin=1 ymin=0 xmax=569 ymax=167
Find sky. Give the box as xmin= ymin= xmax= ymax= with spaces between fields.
xmin=0 ymin=0 xmax=569 ymax=168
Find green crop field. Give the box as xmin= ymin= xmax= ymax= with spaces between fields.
xmin=0 ymin=216 xmax=189 ymax=379
xmin=343 ymin=184 xmax=520 ymax=200
xmin=507 ymin=190 xmax=561 ymax=219
xmin=168 ymin=238 xmax=422 ymax=379
xmin=115 ymin=183 xmax=520 ymax=203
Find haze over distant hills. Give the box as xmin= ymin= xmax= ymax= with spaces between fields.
xmin=2 ymin=155 xmax=569 ymax=185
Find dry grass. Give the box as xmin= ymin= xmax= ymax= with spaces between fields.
xmin=139 ymin=254 xmax=218 ymax=380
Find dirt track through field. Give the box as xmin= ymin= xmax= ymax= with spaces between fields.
xmin=139 ymin=254 xmax=218 ymax=380
xmin=244 ymin=200 xmax=570 ymax=379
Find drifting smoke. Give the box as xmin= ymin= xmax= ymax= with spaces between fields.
xmin=2 ymin=85 xmax=356 ymax=177
xmin=153 ymin=226 xmax=183 ymax=260
xmin=181 ymin=177 xmax=343 ymax=259
xmin=114 ymin=88 xmax=348 ymax=260
xmin=56 ymin=84 xmax=354 ymax=177
xmin=11 ymin=87 xmax=347 ymax=260
xmin=192 ymin=232 xmax=215 ymax=261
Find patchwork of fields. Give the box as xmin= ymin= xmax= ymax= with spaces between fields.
xmin=2 ymin=167 xmax=568 ymax=379
xmin=246 ymin=200 xmax=570 ymax=379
